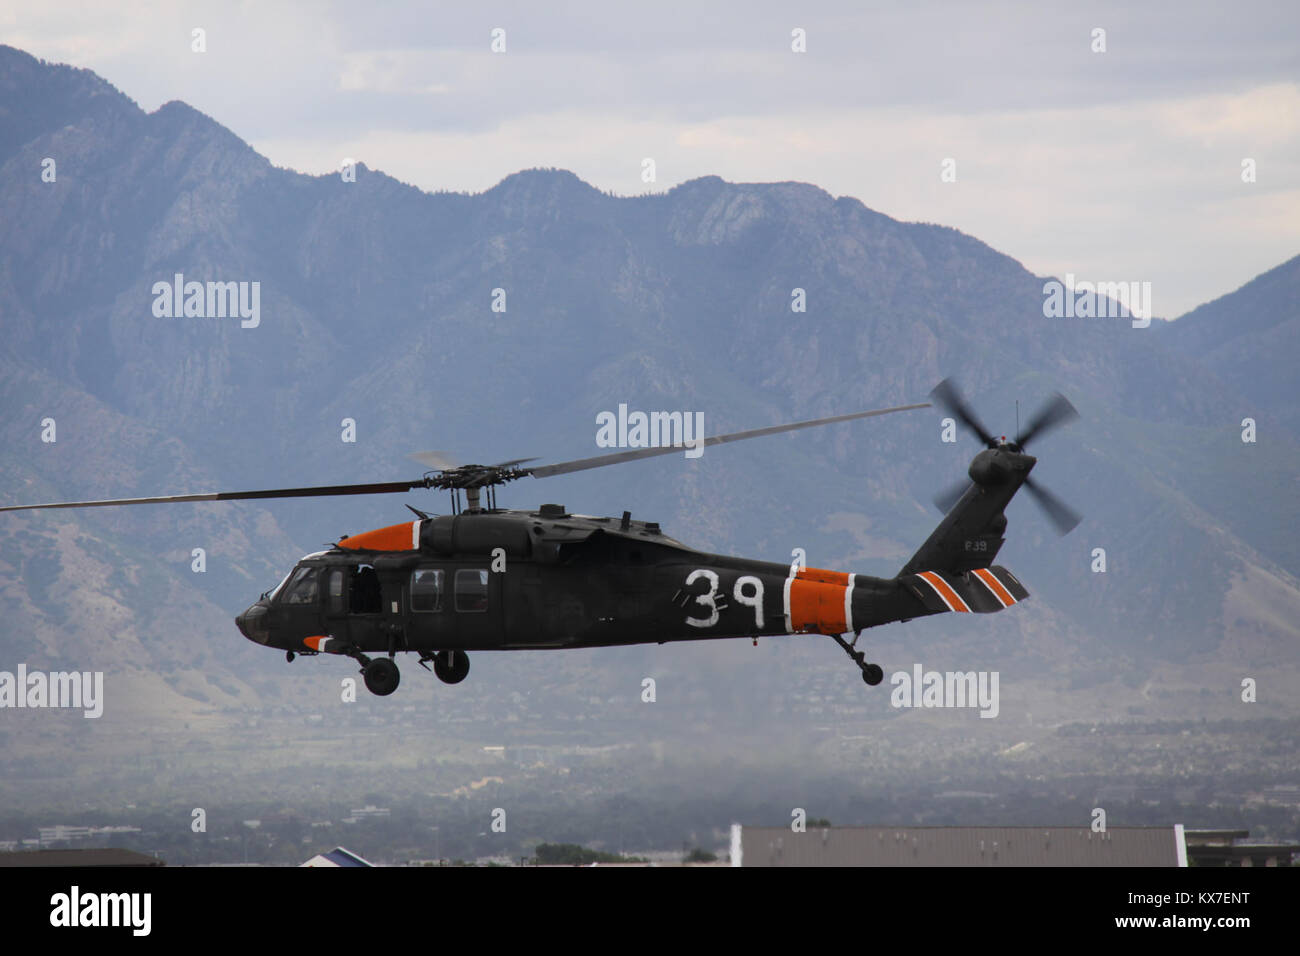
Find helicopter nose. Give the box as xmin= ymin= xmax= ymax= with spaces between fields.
xmin=236 ymin=603 xmax=269 ymax=644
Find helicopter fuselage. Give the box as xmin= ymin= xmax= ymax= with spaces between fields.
xmin=235 ymin=506 xmax=936 ymax=658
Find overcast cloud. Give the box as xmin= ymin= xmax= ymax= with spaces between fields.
xmin=5 ymin=0 xmax=1298 ymax=315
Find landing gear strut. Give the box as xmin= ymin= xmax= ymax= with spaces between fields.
xmin=830 ymin=632 xmax=884 ymax=686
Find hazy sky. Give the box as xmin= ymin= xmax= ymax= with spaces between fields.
xmin=5 ymin=0 xmax=1298 ymax=316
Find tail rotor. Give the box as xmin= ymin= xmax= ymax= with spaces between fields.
xmin=929 ymin=378 xmax=1082 ymax=535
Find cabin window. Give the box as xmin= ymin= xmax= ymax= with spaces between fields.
xmin=411 ymin=569 xmax=444 ymax=612
xmin=455 ymin=569 xmax=489 ymax=613
xmin=282 ymin=567 xmax=319 ymax=605
xmin=326 ymin=569 xmax=345 ymax=613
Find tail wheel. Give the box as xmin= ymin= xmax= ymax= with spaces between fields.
xmin=363 ymin=658 xmax=401 ymax=696
xmin=434 ymin=650 xmax=470 ymax=684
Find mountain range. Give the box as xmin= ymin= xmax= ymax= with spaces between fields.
xmin=1 ymin=44 xmax=1297 ymax=812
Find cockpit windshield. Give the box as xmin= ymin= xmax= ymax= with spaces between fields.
xmin=266 ymin=571 xmax=292 ymax=602
xmin=268 ymin=551 xmax=332 ymax=604
xmin=281 ymin=566 xmax=319 ymax=605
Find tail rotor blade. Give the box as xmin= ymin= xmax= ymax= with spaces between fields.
xmin=1024 ymin=476 xmax=1081 ymax=535
xmin=930 ymin=378 xmax=997 ymax=448
xmin=1018 ymin=393 xmax=1079 ymax=449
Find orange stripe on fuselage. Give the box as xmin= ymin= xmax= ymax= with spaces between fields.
xmin=796 ymin=566 xmax=851 ymax=586
xmin=972 ymin=567 xmax=1015 ymax=607
xmin=788 ymin=578 xmax=848 ymax=634
xmin=917 ymin=571 xmax=971 ymax=613
xmin=339 ymin=521 xmax=419 ymax=552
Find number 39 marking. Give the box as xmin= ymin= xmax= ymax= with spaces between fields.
xmin=684 ymin=570 xmax=764 ymax=629
xmin=684 ymin=569 xmax=720 ymax=627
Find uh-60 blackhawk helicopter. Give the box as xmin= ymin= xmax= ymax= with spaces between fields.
xmin=2 ymin=380 xmax=1079 ymax=697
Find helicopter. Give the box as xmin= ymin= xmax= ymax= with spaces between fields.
xmin=2 ymin=380 xmax=1079 ymax=696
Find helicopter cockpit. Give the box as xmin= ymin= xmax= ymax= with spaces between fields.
xmin=236 ymin=549 xmax=394 ymax=650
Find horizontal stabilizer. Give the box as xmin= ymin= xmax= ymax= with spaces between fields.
xmin=901 ymin=566 xmax=1028 ymax=614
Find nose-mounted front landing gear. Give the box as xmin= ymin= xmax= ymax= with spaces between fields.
xmin=831 ymin=632 xmax=884 ymax=686
xmin=362 ymin=657 xmax=401 ymax=696
xmin=330 ymin=643 xmax=401 ymax=696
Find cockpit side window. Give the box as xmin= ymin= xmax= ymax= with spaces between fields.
xmin=282 ymin=567 xmax=319 ymax=605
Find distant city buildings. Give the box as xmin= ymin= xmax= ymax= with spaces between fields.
xmin=343 ymin=805 xmax=391 ymax=824
xmin=36 ymin=825 xmax=142 ymax=846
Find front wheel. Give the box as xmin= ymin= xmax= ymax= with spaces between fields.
xmin=363 ymin=658 xmax=401 ymax=696
xmin=862 ymin=663 xmax=884 ymax=686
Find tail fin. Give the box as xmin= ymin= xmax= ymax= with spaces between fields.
xmin=899 ymin=450 xmax=1034 ymax=577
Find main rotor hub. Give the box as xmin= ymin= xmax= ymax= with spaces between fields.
xmin=423 ymin=465 xmax=532 ymax=490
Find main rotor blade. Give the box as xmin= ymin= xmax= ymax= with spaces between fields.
xmin=0 ymin=480 xmax=428 ymax=514
xmin=2 ymin=404 xmax=928 ymax=513
xmin=1018 ymin=393 xmax=1079 ymax=449
xmin=1024 ymin=476 xmax=1081 ymax=535
xmin=528 ymin=403 xmax=930 ymax=479
xmin=929 ymin=379 xmax=996 ymax=448
xmin=933 ymin=478 xmax=970 ymax=515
